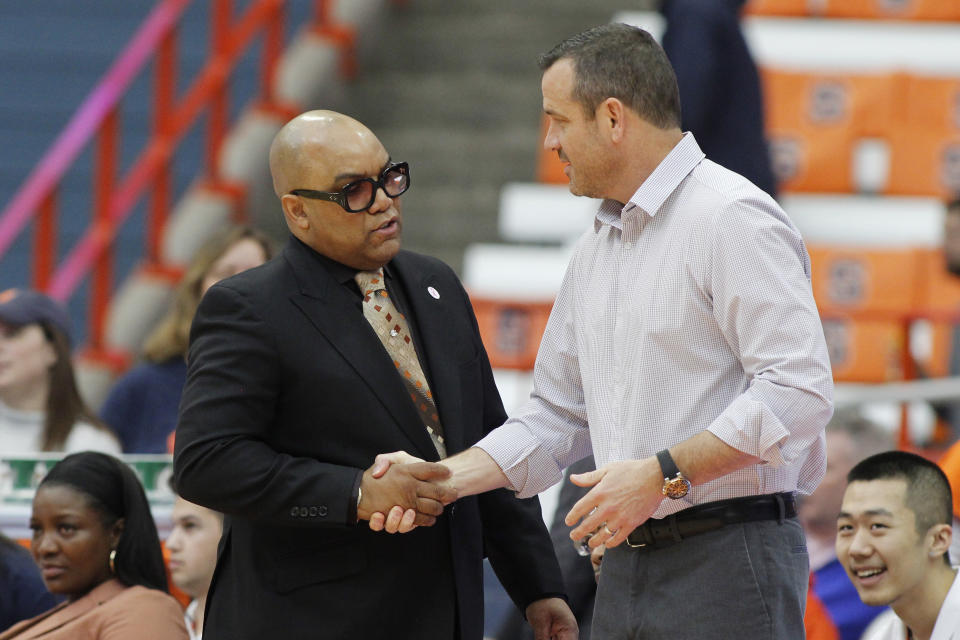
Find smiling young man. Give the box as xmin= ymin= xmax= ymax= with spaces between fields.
xmin=837 ymin=451 xmax=959 ymax=640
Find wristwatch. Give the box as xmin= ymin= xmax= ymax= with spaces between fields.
xmin=656 ymin=449 xmax=691 ymax=499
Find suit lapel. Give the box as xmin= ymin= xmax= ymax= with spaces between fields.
xmin=392 ymin=256 xmax=465 ymax=456
xmin=283 ymin=240 xmax=438 ymax=460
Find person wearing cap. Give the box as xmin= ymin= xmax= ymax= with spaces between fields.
xmin=0 ymin=288 xmax=119 ymax=454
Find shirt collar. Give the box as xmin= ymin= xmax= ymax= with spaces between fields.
xmin=594 ymin=132 xmax=705 ymax=231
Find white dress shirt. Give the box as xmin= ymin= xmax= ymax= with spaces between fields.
xmin=476 ymin=133 xmax=834 ymax=518
xmin=864 ymin=569 xmax=960 ymax=640
xmin=184 ymin=599 xmax=201 ymax=640
xmin=927 ymin=569 xmax=959 ymax=639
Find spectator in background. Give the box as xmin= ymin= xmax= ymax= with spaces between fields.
xmin=166 ymin=490 xmax=222 ymax=640
xmin=100 ymin=226 xmax=273 ymax=453
xmin=659 ymin=0 xmax=779 ymax=199
xmin=0 ymin=452 xmax=187 ymax=639
xmin=0 ymin=289 xmax=119 ymax=455
xmin=836 ymin=451 xmax=958 ymax=640
xmin=799 ymin=409 xmax=892 ymax=640
xmin=0 ymin=532 xmax=57 ymax=632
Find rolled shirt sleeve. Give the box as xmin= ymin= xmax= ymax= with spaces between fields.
xmin=704 ymin=195 xmax=833 ymax=483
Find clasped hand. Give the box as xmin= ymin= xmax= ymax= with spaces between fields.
xmin=358 ymin=452 xmax=456 ymax=531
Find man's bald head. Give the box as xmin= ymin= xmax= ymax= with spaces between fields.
xmin=269 ymin=110 xmax=384 ymax=197
xmin=269 ymin=110 xmax=403 ymax=270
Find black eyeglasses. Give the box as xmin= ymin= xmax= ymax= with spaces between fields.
xmin=289 ymin=162 xmax=410 ymax=213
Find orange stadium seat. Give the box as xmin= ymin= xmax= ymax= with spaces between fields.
xmin=809 ymin=247 xmax=921 ymax=382
xmin=822 ymin=0 xmax=960 ymax=21
xmin=903 ymin=75 xmax=960 ymax=133
xmin=821 ymin=315 xmax=906 ymax=382
xmin=471 ymin=298 xmax=553 ymax=370
xmin=767 ymin=126 xmax=856 ymax=192
xmin=762 ymin=70 xmax=902 ymax=192
xmin=886 ymin=128 xmax=960 ymax=197
xmin=885 ymin=76 xmax=960 ymax=197
xmin=808 ymin=246 xmax=923 ymax=312
xmin=913 ymin=249 xmax=960 ymax=377
xmin=743 ymin=0 xmax=810 ymax=17
xmin=762 ymin=70 xmax=902 ymax=139
xmin=916 ymin=249 xmax=960 ymax=313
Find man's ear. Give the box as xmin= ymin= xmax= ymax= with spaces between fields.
xmin=925 ymin=522 xmax=953 ymax=559
xmin=280 ymin=194 xmax=309 ymax=232
xmin=597 ymin=98 xmax=626 ymax=143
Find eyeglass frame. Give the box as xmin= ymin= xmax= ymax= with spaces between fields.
xmin=288 ymin=161 xmax=410 ymax=213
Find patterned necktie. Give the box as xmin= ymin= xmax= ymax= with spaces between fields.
xmin=355 ymin=269 xmax=446 ymax=457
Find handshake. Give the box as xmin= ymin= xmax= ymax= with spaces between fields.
xmin=358 ymin=452 xmax=456 ymax=533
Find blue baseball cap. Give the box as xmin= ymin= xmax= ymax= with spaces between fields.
xmin=0 ymin=288 xmax=73 ymax=344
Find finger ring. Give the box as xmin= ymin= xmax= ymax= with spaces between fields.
xmin=603 ymin=524 xmax=617 ymax=536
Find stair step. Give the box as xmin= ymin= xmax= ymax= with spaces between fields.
xmin=348 ymin=71 xmax=540 ymax=129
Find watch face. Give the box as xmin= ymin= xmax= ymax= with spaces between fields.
xmin=662 ymin=476 xmax=691 ymax=499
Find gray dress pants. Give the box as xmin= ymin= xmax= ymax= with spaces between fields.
xmin=592 ymin=517 xmax=809 ymax=639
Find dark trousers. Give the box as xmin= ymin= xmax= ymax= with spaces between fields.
xmin=592 ymin=518 xmax=809 ymax=639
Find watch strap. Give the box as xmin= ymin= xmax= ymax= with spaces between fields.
xmin=656 ymin=449 xmax=681 ymax=480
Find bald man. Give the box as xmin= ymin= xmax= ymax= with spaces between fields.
xmin=173 ymin=111 xmax=576 ymax=640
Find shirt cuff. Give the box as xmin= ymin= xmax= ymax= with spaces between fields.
xmin=475 ymin=423 xmax=564 ymax=498
xmin=707 ymin=393 xmax=790 ymax=467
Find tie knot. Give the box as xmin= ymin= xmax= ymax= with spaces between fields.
xmin=355 ymin=269 xmax=385 ymax=296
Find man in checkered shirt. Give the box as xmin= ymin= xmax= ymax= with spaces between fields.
xmin=373 ymin=23 xmax=833 ymax=640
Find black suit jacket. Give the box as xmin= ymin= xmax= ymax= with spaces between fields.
xmin=174 ymin=237 xmax=564 ymax=640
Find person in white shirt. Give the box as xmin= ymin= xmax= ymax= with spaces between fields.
xmin=166 ymin=493 xmax=222 ymax=640
xmin=0 ymin=288 xmax=119 ymax=455
xmin=837 ymin=451 xmax=959 ymax=640
xmin=799 ymin=409 xmax=892 ymax=638
xmin=369 ymin=22 xmax=833 ymax=639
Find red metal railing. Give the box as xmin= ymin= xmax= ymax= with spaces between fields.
xmin=0 ymin=0 xmax=359 ymax=355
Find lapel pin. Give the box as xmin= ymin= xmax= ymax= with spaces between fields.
xmin=427 ymin=286 xmax=440 ymax=299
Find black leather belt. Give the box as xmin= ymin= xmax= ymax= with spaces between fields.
xmin=625 ymin=492 xmax=797 ymax=550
